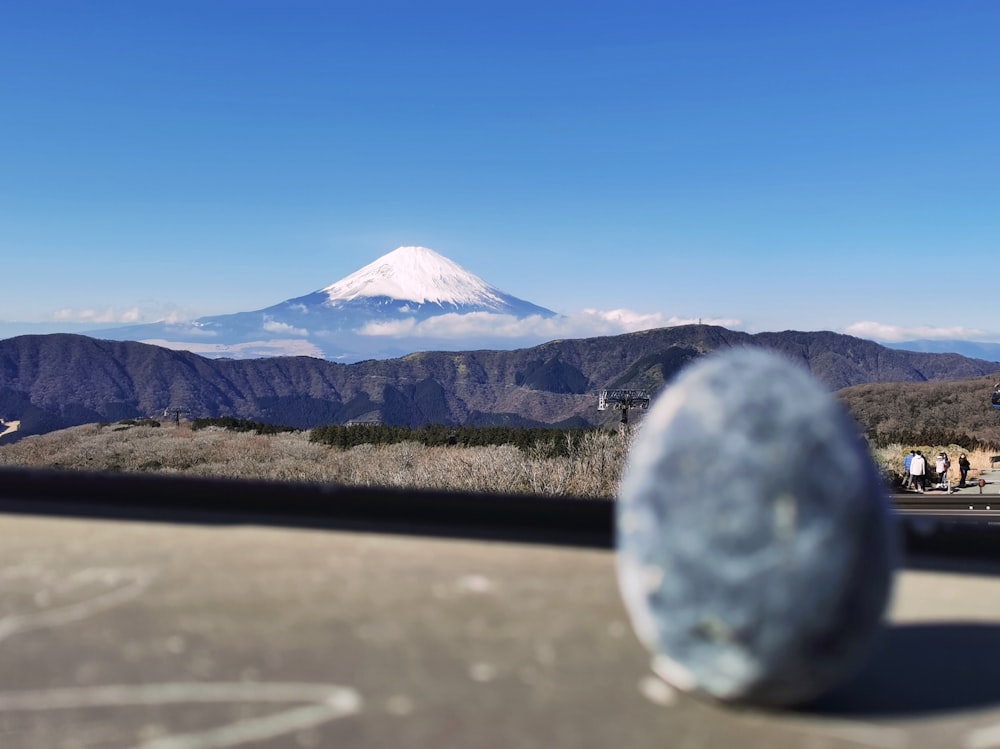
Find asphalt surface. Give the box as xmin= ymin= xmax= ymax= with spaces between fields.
xmin=2 ymin=471 xmax=1000 ymax=747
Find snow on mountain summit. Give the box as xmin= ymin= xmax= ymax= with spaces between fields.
xmin=92 ymin=244 xmax=556 ymax=361
xmin=320 ymin=246 xmax=508 ymax=308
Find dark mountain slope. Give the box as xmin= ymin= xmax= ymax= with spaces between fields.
xmin=753 ymin=330 xmax=996 ymax=389
xmin=3 ymin=326 xmax=1000 ymax=440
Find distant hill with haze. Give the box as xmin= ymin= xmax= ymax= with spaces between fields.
xmin=4 ymin=326 xmax=1000 ymax=442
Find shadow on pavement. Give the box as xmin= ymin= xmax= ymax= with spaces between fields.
xmin=801 ymin=622 xmax=1000 ymax=717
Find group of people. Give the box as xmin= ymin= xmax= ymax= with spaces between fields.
xmin=903 ymin=450 xmax=972 ymax=492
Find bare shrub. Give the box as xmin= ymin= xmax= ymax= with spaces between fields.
xmin=0 ymin=422 xmax=631 ymax=498
xmin=871 ymin=442 xmax=998 ymax=487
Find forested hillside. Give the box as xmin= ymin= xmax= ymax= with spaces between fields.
xmin=838 ymin=375 xmax=1000 ymax=449
xmin=3 ymin=327 xmax=1000 ymax=441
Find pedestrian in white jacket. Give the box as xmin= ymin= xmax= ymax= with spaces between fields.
xmin=935 ymin=452 xmax=950 ymax=491
xmin=910 ymin=451 xmax=927 ymax=493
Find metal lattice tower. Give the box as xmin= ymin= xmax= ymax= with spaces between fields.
xmin=164 ymin=408 xmax=187 ymax=426
xmin=598 ymin=389 xmax=651 ymax=430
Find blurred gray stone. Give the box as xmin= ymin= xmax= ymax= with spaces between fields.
xmin=616 ymin=347 xmax=896 ymax=707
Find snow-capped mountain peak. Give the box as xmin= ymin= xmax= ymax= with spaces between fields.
xmin=320 ymin=246 xmax=506 ymax=307
xmin=92 ymin=244 xmax=556 ymax=361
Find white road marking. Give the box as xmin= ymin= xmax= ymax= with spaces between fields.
xmin=0 ymin=568 xmax=153 ymax=642
xmin=0 ymin=682 xmax=362 ymax=749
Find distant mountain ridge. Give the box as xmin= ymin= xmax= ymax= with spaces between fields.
xmin=885 ymin=339 xmax=1000 ymax=362
xmin=93 ymin=246 xmax=556 ymax=361
xmin=4 ymin=326 xmax=1000 ymax=441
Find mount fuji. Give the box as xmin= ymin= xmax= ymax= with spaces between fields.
xmin=94 ymin=246 xmax=558 ymax=361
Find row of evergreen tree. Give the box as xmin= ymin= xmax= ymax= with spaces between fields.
xmin=308 ymin=422 xmax=595 ymax=457
xmin=868 ymin=427 xmax=1000 ymax=452
xmin=191 ymin=417 xmax=1000 ymax=458
xmin=191 ymin=417 xmax=300 ymax=435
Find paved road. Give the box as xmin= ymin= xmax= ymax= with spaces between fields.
xmin=893 ymin=467 xmax=1000 ymax=501
xmin=1 ymin=466 xmax=1000 ymax=748
xmin=3 ymin=501 xmax=1000 ymax=748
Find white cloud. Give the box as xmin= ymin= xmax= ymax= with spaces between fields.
xmin=53 ymin=306 xmax=144 ymax=324
xmin=358 ymin=309 xmax=743 ymax=340
xmin=51 ymin=304 xmax=197 ymax=325
xmin=160 ymin=309 xmax=195 ymax=324
xmin=844 ymin=321 xmax=991 ymax=342
xmin=360 ymin=318 xmax=419 ymax=337
xmin=558 ymin=309 xmax=743 ymax=338
xmin=263 ymin=318 xmax=309 ymax=336
xmin=137 ymin=338 xmax=325 ymax=359
xmin=157 ymin=322 xmax=218 ymax=338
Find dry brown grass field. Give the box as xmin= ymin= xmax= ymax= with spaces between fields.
xmin=871 ymin=443 xmax=997 ymax=488
xmin=0 ymin=422 xmax=631 ymax=498
xmin=1 ymin=419 xmax=994 ymax=497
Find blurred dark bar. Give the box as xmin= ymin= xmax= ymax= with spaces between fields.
xmin=0 ymin=466 xmax=615 ymax=548
xmin=2 ymin=467 xmax=1000 ymax=557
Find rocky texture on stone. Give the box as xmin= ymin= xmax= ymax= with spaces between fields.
xmin=616 ymin=347 xmax=896 ymax=706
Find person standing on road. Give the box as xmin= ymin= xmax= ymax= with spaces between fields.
xmin=909 ymin=450 xmax=927 ymax=493
xmin=903 ymin=450 xmax=915 ymax=489
xmin=959 ymin=453 xmax=971 ymax=488
xmin=935 ymin=452 xmax=951 ymax=491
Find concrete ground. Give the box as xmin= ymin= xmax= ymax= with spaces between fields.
xmin=2 ymin=509 xmax=1000 ymax=749
xmin=896 ymin=466 xmax=1000 ymax=498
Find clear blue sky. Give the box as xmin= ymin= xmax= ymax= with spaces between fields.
xmin=2 ymin=1 xmax=998 ymax=343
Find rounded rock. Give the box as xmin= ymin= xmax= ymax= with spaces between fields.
xmin=616 ymin=347 xmax=896 ymax=707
